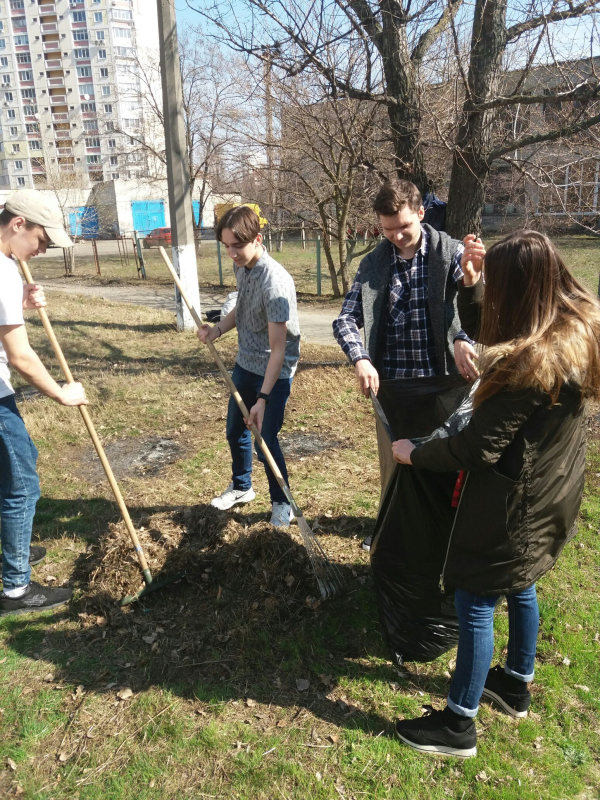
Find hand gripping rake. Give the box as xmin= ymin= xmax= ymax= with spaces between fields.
xmin=158 ymin=247 xmax=344 ymax=601
xmin=19 ymin=259 xmax=184 ymax=606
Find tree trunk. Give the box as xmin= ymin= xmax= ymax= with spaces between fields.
xmin=379 ymin=4 xmax=429 ymax=192
xmin=446 ymin=0 xmax=508 ymax=237
xmin=318 ymin=202 xmax=341 ymax=296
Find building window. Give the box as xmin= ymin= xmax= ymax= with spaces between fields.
xmin=94 ymin=12 xmax=102 ymax=22
xmin=73 ymin=30 xmax=88 ymax=41
xmin=74 ymin=48 xmax=89 ymax=58
xmin=2 ymin=75 xmax=10 ymax=85
xmin=29 ymin=140 xmax=41 ymax=150
xmin=112 ymin=10 xmax=133 ymax=20
xmin=101 ymin=86 xmax=110 ymax=96
xmin=13 ymin=35 xmax=29 ymax=46
xmin=105 ymin=120 xmax=115 ymax=131
xmin=72 ymin=11 xmax=86 ymax=22
xmin=23 ymin=105 xmax=37 ymax=115
xmin=98 ymin=48 xmax=107 ymax=59
xmin=7 ymin=109 xmax=15 ymax=118
xmin=14 ymin=160 xmax=23 ymax=169
xmin=96 ymin=31 xmax=104 ymax=41
xmin=16 ymin=53 xmax=30 ymax=64
xmin=26 ymin=123 xmax=38 ymax=132
xmin=18 ymin=70 xmax=33 ymax=81
xmin=79 ymin=83 xmax=94 ymax=95
xmin=81 ymin=102 xmax=96 ymax=112
xmin=0 ymin=41 xmax=5 ymax=50
xmin=83 ymin=119 xmax=98 ymax=131
xmin=76 ymin=66 xmax=92 ymax=77
xmin=10 ymin=1 xmax=25 ymax=9
xmin=4 ymin=91 xmax=12 ymax=101
xmin=104 ymin=103 xmax=112 ymax=113
xmin=113 ymin=27 xmax=131 ymax=39
xmin=0 ymin=57 xmax=7 ymax=67
xmin=9 ymin=126 xmax=17 ymax=135
xmin=16 ymin=177 xmax=25 ymax=186
xmin=108 ymin=138 xmax=116 ymax=148
xmin=109 ymin=155 xmax=117 ymax=165
xmin=100 ymin=67 xmax=108 ymax=78
xmin=12 ymin=144 xmax=20 ymax=153
xmin=21 ymin=88 xmax=35 ymax=99
xmin=111 ymin=173 xmax=119 ymax=179
xmin=85 ymin=136 xmax=100 ymax=147
xmin=12 ymin=16 xmax=26 ymax=28
xmin=86 ymin=154 xmax=100 ymax=164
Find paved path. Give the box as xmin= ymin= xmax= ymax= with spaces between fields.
xmin=42 ymin=278 xmax=340 ymax=347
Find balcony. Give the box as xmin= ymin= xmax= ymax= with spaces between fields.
xmin=54 ymin=129 xmax=71 ymax=138
xmin=52 ymin=112 xmax=68 ymax=121
xmin=50 ymin=94 xmax=66 ymax=104
xmin=57 ymin=147 xmax=72 ymax=156
xmin=41 ymin=22 xmax=57 ymax=33
xmin=44 ymin=58 xmax=61 ymax=68
xmin=48 ymin=77 xmax=64 ymax=87
xmin=39 ymin=4 xmax=56 ymax=14
xmin=43 ymin=41 xmax=60 ymax=51
xmin=59 ymin=163 xmax=74 ymax=172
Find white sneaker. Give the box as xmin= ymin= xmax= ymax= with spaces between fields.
xmin=211 ymin=483 xmax=256 ymax=511
xmin=270 ymin=502 xmax=294 ymax=527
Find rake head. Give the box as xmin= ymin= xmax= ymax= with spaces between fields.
xmin=119 ymin=571 xmax=186 ymax=607
xmin=295 ymin=514 xmax=345 ymax=600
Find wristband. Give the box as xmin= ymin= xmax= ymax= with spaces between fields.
xmin=257 ymin=391 xmax=270 ymax=404
xmin=215 ymin=324 xmax=222 ymax=338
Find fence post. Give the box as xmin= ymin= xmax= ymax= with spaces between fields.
xmin=316 ymin=235 xmax=322 ymax=297
xmin=133 ymin=231 xmax=147 ymax=280
xmin=217 ymin=239 xmax=224 ymax=287
xmin=91 ymin=238 xmax=101 ymax=276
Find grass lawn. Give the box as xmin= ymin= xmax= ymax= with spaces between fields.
xmin=0 ymin=243 xmax=598 ymax=798
xmin=31 ymin=235 xmax=600 ymax=300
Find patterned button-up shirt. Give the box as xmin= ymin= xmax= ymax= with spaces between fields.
xmin=332 ymin=227 xmax=468 ymax=378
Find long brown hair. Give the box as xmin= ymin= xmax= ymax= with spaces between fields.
xmin=475 ymin=230 xmax=600 ymax=405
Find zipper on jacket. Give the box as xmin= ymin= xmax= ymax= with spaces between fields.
xmin=439 ymin=473 xmax=470 ymax=594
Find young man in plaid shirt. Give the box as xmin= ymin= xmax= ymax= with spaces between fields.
xmin=333 ymin=181 xmax=485 ymax=550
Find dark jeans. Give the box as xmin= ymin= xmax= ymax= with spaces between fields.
xmin=0 ymin=394 xmax=41 ymax=589
xmin=447 ymin=585 xmax=539 ymax=717
xmin=226 ymin=363 xmax=292 ymax=505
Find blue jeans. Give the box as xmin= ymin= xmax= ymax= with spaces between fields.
xmin=447 ymin=585 xmax=539 ymax=717
xmin=226 ymin=363 xmax=292 ymax=505
xmin=0 ymin=395 xmax=41 ymax=590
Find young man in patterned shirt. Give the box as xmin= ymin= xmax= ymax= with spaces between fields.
xmin=197 ymin=206 xmax=301 ymax=527
xmin=333 ymin=180 xmax=485 ymax=549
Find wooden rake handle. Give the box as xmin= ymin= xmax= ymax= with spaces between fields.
xmin=19 ymin=260 xmax=152 ymax=581
xmin=158 ymin=246 xmax=296 ymax=511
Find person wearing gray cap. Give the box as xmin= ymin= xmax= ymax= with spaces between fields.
xmin=0 ymin=190 xmax=87 ymax=616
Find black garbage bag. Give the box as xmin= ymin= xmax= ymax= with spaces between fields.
xmin=370 ymin=377 xmax=472 ymax=664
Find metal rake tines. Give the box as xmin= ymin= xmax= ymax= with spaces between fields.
xmin=296 ymin=516 xmax=345 ymax=600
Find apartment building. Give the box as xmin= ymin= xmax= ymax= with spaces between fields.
xmin=0 ymin=0 xmax=160 ymax=191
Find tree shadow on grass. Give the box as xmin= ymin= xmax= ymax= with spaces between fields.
xmin=1 ymin=499 xmax=448 ymax=739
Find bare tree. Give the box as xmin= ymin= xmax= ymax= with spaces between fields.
xmin=190 ymin=0 xmax=600 ymax=235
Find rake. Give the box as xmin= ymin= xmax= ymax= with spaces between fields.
xmin=19 ymin=259 xmax=184 ymax=607
xmin=158 ymin=246 xmax=344 ymax=601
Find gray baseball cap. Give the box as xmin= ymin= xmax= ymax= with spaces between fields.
xmin=4 ymin=189 xmax=73 ymax=248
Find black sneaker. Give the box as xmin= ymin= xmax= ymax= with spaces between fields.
xmin=0 ymin=581 xmax=72 ymax=616
xmin=481 ymin=664 xmax=531 ymax=718
xmin=29 ymin=546 xmax=47 ymax=566
xmin=395 ymin=706 xmax=477 ymax=758
xmin=361 ymin=536 xmax=372 ymax=552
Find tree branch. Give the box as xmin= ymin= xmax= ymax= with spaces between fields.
xmin=506 ymin=0 xmax=600 ymax=41
xmin=490 ymin=108 xmax=600 ymax=159
xmin=411 ymin=0 xmax=464 ymax=66
xmin=475 ymin=80 xmax=600 ymax=111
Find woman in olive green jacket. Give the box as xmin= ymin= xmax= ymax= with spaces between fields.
xmin=391 ymin=230 xmax=600 ymax=758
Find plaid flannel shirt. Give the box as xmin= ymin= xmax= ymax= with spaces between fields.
xmin=332 ymin=227 xmax=469 ymax=378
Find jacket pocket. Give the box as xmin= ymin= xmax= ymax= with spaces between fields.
xmin=454 ymin=469 xmax=522 ymax=555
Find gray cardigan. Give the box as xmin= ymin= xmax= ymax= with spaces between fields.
xmin=359 ymin=224 xmax=463 ymax=376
